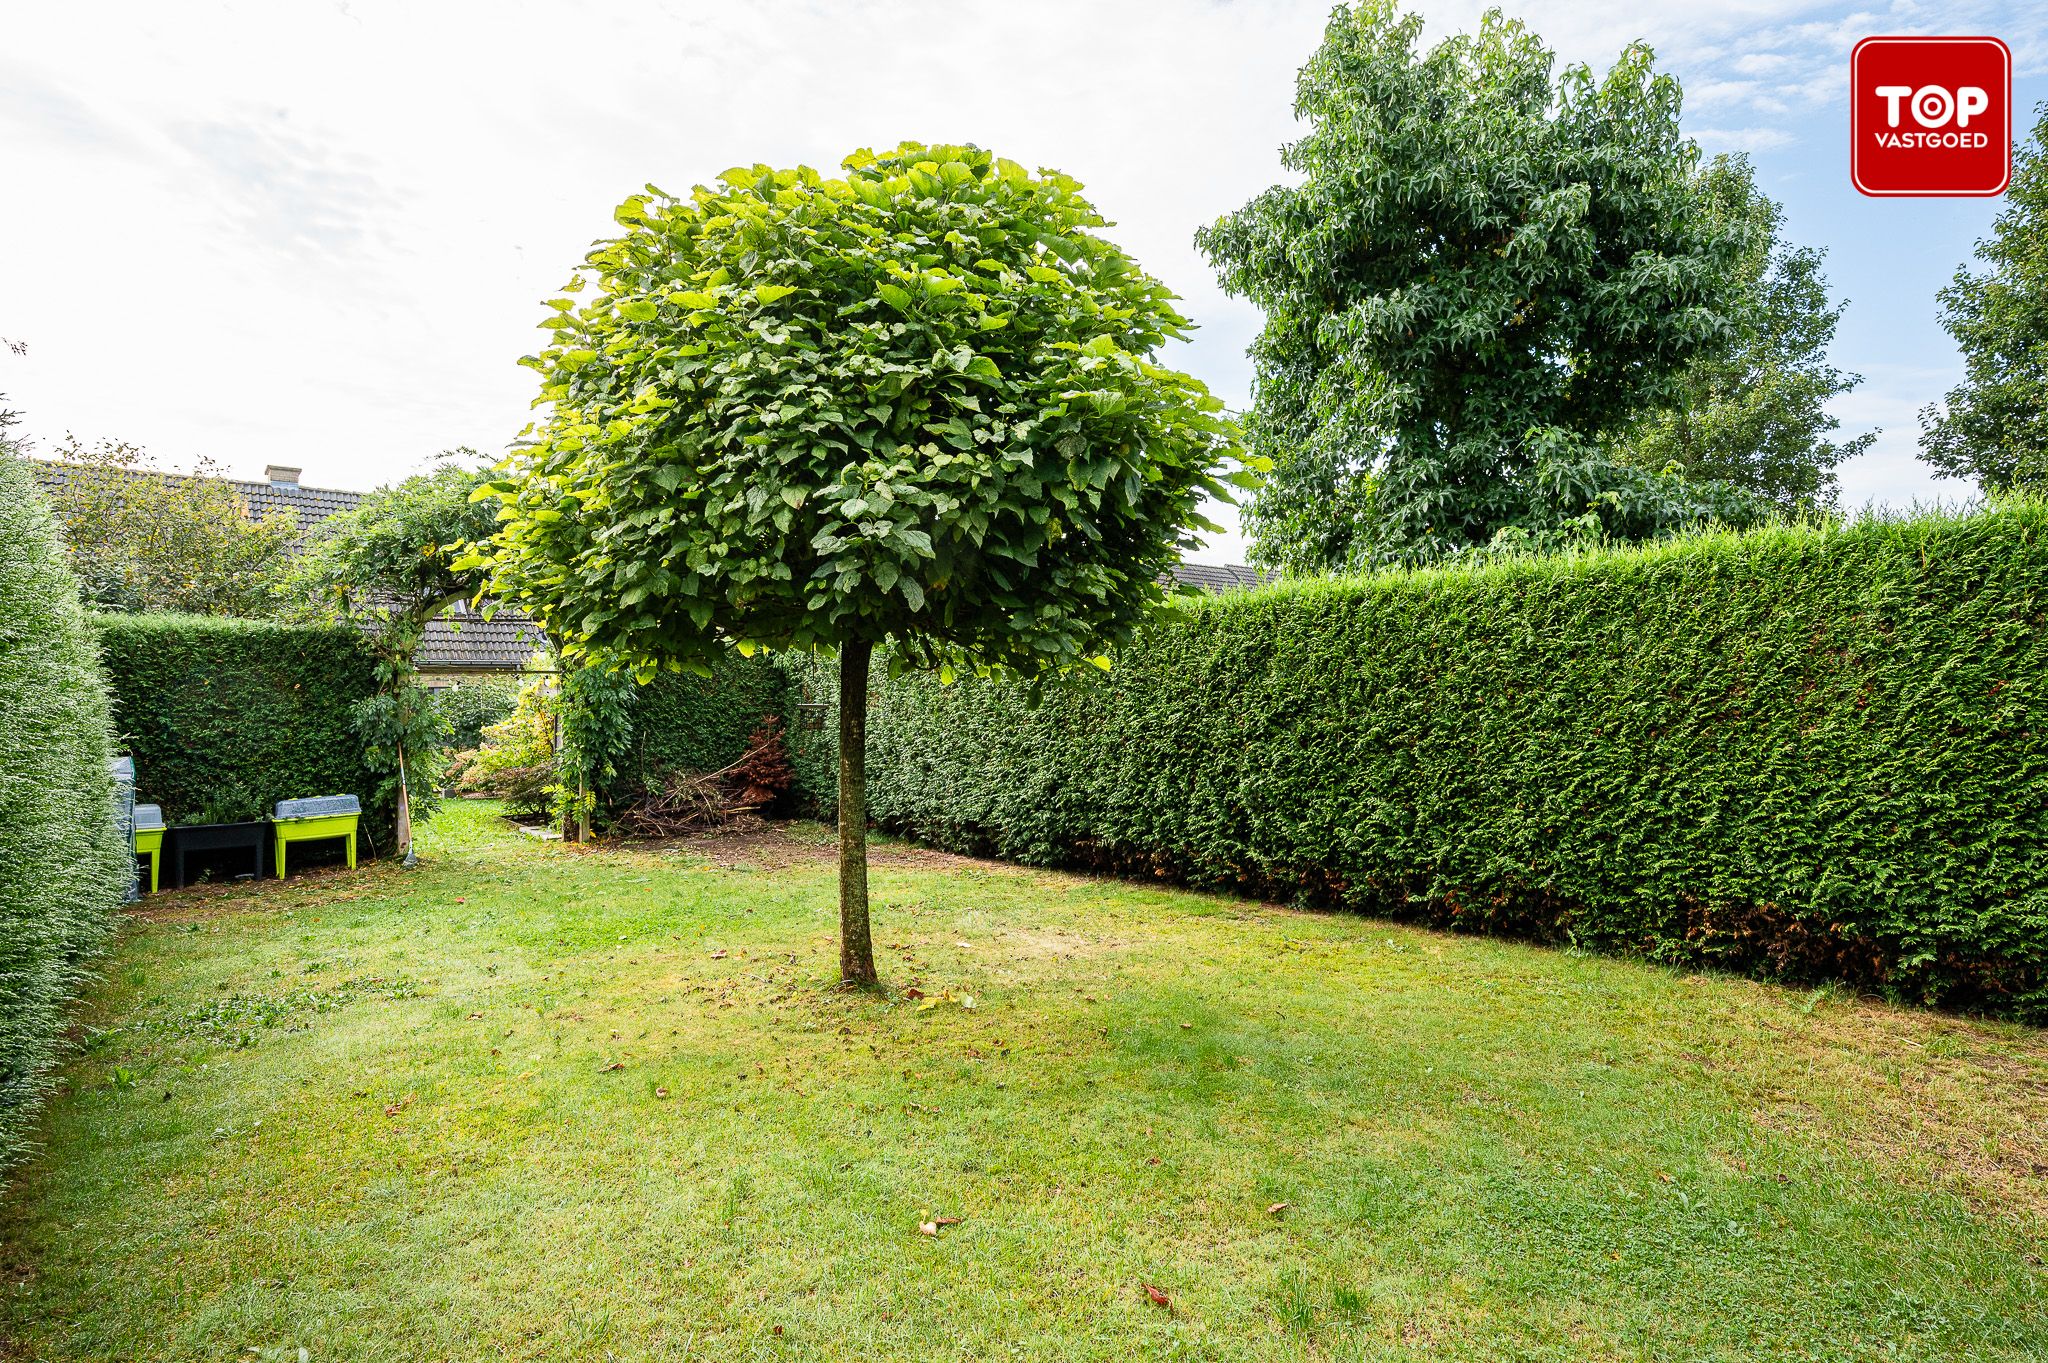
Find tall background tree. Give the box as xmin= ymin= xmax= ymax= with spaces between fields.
xmin=1197 ymin=1 xmax=1765 ymax=572
xmin=36 ymin=435 xmax=298 ymax=616
xmin=475 ymin=144 xmax=1244 ymax=986
xmin=1920 ymin=100 xmax=2048 ymax=494
xmin=1616 ymin=155 xmax=1873 ymax=516
xmin=290 ymin=455 xmax=499 ymax=860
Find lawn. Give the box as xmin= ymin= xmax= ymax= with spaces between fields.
xmin=3 ymin=802 xmax=2045 ymax=1362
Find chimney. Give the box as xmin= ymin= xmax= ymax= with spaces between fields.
xmin=265 ymin=464 xmax=302 ymax=488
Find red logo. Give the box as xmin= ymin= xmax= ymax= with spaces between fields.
xmin=1852 ymin=37 xmax=2011 ymax=196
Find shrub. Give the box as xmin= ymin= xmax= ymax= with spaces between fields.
xmin=0 ymin=452 xmax=129 ymax=1162
xmin=469 ymin=677 xmax=558 ymax=820
xmin=94 ymin=614 xmax=396 ymax=850
xmin=787 ymin=504 xmax=2048 ymax=1018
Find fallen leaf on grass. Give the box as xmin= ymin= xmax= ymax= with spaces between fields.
xmin=918 ymin=1216 xmax=963 ymax=1236
xmin=1267 ymin=1202 xmax=1292 ymax=1216
xmin=1143 ymin=1283 xmax=1170 ymax=1309
xmin=710 ymin=950 xmax=728 ymax=960
xmin=655 ymin=1087 xmax=670 ymax=1099
xmin=600 ymin=1061 xmax=625 ymax=1073
xmin=467 ymin=1012 xmax=483 ymax=1020
xmin=384 ymin=1094 xmax=413 ymax=1118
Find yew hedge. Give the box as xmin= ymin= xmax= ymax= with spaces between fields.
xmin=95 ymin=615 xmax=396 ymax=850
xmin=787 ymin=504 xmax=2048 ymax=1017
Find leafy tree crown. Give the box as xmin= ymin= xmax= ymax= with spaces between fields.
xmin=290 ymin=454 xmax=499 ymax=641
xmin=37 ymin=435 xmax=297 ymax=617
xmin=1920 ymin=100 xmax=2048 ymax=494
xmin=475 ymin=143 xmax=1243 ymax=678
xmin=1616 ymin=155 xmax=1874 ymax=515
xmin=1197 ymin=2 xmax=1753 ymax=570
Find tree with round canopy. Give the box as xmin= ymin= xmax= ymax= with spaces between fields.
xmin=471 ymin=143 xmax=1247 ymax=986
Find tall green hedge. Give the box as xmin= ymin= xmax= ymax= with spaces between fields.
xmin=0 ymin=454 xmax=128 ymax=1162
xmin=596 ymin=652 xmax=789 ymax=808
xmin=95 ymin=615 xmax=396 ymax=851
xmin=787 ymin=504 xmax=2048 ymax=1018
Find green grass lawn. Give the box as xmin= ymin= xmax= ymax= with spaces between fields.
xmin=4 ymin=801 xmax=2045 ymax=1361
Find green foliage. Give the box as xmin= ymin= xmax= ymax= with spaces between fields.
xmin=430 ymin=676 xmax=522 ymax=751
xmin=464 ymin=652 xmax=784 ymax=825
xmin=553 ymin=663 xmax=636 ymax=830
xmin=474 ymin=141 xmax=1244 ymax=677
xmin=93 ymin=614 xmax=396 ymax=850
xmin=289 ymin=456 xmax=499 ymax=638
xmin=288 ymin=456 xmax=499 ymax=835
xmin=353 ymin=673 xmax=450 ymax=830
xmin=1616 ymin=156 xmax=1874 ymax=515
xmin=1197 ymin=2 xmax=1766 ymax=571
xmin=791 ymin=504 xmax=2048 ymax=1018
xmin=1921 ymin=101 xmax=2048 ymax=493
xmin=469 ymin=678 xmax=558 ymax=820
xmin=37 ymin=435 xmax=298 ymax=617
xmin=0 ymin=449 xmax=128 ymax=1164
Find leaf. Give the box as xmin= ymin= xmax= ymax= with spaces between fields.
xmin=668 ymin=290 xmax=717 ymax=309
xmin=900 ymin=577 xmax=925 ymax=612
xmin=1143 ymin=1284 xmax=1171 ymax=1309
xmin=754 ymin=284 xmax=798 ymax=305
xmin=1266 ymin=1201 xmax=1291 ymax=1216
xmin=1025 ymin=265 xmax=1064 ymax=284
xmin=878 ymin=283 xmax=912 ymax=312
xmin=619 ymin=300 xmax=659 ymax=322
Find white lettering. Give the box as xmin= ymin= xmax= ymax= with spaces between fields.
xmin=1876 ymin=85 xmax=1912 ymax=127
xmin=1956 ymin=86 xmax=1989 ymax=128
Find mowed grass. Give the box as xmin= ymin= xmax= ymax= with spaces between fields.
xmin=3 ymin=803 xmax=2046 ymax=1362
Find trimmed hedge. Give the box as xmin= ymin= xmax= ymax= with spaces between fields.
xmin=0 ymin=454 xmax=128 ymax=1161
xmin=596 ymin=652 xmax=789 ymax=808
xmin=787 ymin=504 xmax=2048 ymax=1018
xmin=95 ymin=615 xmax=396 ymax=852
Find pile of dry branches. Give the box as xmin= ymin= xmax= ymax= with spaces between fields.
xmin=610 ymin=716 xmax=794 ymax=838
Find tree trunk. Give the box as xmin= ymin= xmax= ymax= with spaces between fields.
xmin=396 ymin=739 xmax=415 ymax=867
xmin=837 ymin=637 xmax=878 ymax=987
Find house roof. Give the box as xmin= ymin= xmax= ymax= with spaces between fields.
xmin=1170 ymin=561 xmax=1275 ymax=594
xmin=418 ymin=610 xmax=548 ymax=674
xmin=234 ymin=477 xmax=365 ymax=535
xmin=29 ymin=459 xmax=367 ymax=540
xmin=30 ymin=457 xmax=1274 ymax=668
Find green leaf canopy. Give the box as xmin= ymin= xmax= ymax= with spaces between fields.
xmin=1197 ymin=2 xmax=1758 ymax=571
xmin=478 ymin=143 xmax=1243 ymax=679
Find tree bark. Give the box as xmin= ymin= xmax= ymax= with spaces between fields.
xmin=837 ymin=637 xmax=878 ymax=987
xmin=396 ymin=739 xmax=415 ymax=867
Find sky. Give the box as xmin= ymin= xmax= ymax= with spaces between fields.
xmin=2 ymin=1 xmax=2042 ymax=564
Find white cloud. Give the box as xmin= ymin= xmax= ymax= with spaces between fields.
xmin=1693 ymin=126 xmax=1797 ymax=152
